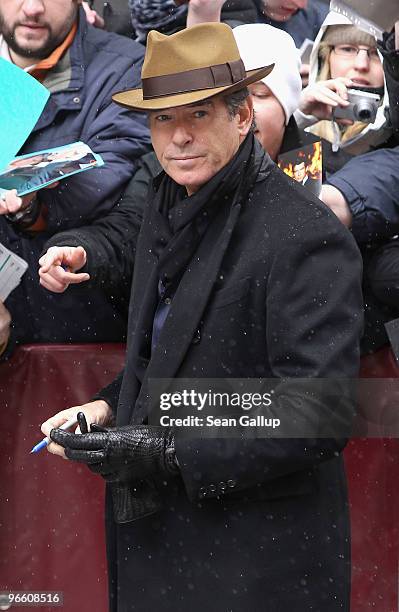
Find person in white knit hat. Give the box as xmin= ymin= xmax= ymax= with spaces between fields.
xmin=233 ymin=23 xmax=302 ymax=159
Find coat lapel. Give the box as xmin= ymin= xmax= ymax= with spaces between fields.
xmin=116 ymin=202 xmax=158 ymax=426
xmin=132 ymin=201 xmax=242 ymax=423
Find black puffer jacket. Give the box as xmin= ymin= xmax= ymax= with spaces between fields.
xmin=380 ymin=29 xmax=399 ymax=138
xmin=90 ymin=0 xmax=135 ymax=37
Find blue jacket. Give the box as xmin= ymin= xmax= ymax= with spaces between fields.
xmin=323 ymin=33 xmax=399 ymax=246
xmin=326 ymin=147 xmax=399 ymax=245
xmin=17 ymin=7 xmax=151 ymax=233
xmin=1 ymin=7 xmax=151 ymax=346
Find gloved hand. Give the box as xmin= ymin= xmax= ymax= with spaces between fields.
xmin=50 ymin=425 xmax=179 ymax=483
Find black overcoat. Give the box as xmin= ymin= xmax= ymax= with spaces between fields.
xmin=99 ymin=153 xmax=363 ymax=612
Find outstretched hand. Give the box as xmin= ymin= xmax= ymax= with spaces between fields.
xmin=82 ymin=2 xmax=105 ymax=28
xmin=186 ymin=0 xmax=226 ymax=27
xmin=38 ymin=245 xmax=90 ymax=293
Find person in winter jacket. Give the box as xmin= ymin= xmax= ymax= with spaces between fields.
xmin=295 ymin=10 xmax=392 ymax=155
xmin=41 ymin=23 xmax=362 ymax=612
xmin=320 ymin=146 xmax=399 ymax=351
xmin=380 ymin=23 xmax=399 ymax=138
xmin=0 ymin=0 xmax=150 ymax=354
xmin=365 ymin=24 xmax=399 ymax=313
xmin=254 ymin=0 xmax=328 ymax=47
xmin=320 ymin=27 xmax=399 ymax=348
xmin=184 ymin=0 xmax=328 ymax=48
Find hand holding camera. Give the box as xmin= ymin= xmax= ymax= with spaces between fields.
xmin=299 ymin=77 xmax=381 ymax=125
xmin=299 ymin=77 xmax=353 ymax=121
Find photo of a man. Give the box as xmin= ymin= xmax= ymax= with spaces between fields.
xmin=0 ymin=143 xmax=100 ymax=195
xmin=293 ymin=157 xmax=320 ymax=195
xmin=278 ymin=142 xmax=322 ymax=196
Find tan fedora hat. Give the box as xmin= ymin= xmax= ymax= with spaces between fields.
xmin=112 ymin=22 xmax=274 ymax=111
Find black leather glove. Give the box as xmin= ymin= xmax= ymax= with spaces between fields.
xmin=50 ymin=425 xmax=179 ymax=483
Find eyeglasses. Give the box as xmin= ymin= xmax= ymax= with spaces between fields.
xmin=333 ymin=45 xmax=380 ymax=61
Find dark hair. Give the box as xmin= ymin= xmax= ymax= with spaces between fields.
xmin=293 ymin=155 xmax=306 ymax=168
xmin=223 ymin=87 xmax=250 ymax=116
xmin=222 ymin=87 xmax=255 ymax=131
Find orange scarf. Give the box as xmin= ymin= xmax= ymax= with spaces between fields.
xmin=26 ymin=21 xmax=78 ymax=232
xmin=29 ymin=20 xmax=78 ymax=82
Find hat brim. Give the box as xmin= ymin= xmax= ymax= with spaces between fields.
xmin=112 ymin=64 xmax=274 ymax=111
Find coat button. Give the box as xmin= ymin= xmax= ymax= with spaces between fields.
xmin=164 ymin=297 xmax=172 ymax=305
xmin=198 ymin=486 xmax=207 ymax=498
xmin=73 ymin=96 xmax=80 ymax=104
xmin=227 ymin=479 xmax=237 ymax=488
xmin=192 ymin=328 xmax=201 ymax=344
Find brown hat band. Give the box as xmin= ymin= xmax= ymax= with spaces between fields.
xmin=142 ymin=59 xmax=246 ymax=100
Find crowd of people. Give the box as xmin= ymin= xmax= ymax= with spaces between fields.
xmin=1 ymin=0 xmax=399 ymax=610
xmin=0 ymin=0 xmax=150 ymax=352
xmin=0 ymin=0 xmax=398 ymax=356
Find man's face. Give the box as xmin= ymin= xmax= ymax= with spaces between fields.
xmin=263 ymin=0 xmax=307 ymax=22
xmin=248 ymin=82 xmax=286 ymax=161
xmin=0 ymin=0 xmax=79 ymax=62
xmin=294 ymin=162 xmax=307 ymax=182
xmin=149 ymin=95 xmax=253 ymax=196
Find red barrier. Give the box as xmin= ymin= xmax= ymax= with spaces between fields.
xmin=0 ymin=344 xmax=125 ymax=612
xmin=0 ymin=343 xmax=398 ymax=611
xmin=346 ymin=346 xmax=399 ymax=612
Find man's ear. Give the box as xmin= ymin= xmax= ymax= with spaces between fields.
xmin=236 ymin=96 xmax=254 ymax=138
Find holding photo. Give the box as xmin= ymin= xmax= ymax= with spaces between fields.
xmin=0 ymin=142 xmax=104 ymax=197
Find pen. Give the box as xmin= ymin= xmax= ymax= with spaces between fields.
xmin=30 ymin=416 xmax=78 ymax=454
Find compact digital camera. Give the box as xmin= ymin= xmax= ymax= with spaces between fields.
xmin=333 ymin=88 xmax=381 ymax=124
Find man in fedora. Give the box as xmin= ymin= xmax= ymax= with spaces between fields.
xmin=42 ymin=23 xmax=363 ymax=611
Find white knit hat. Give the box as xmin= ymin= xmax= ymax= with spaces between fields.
xmin=233 ymin=23 xmax=302 ymax=125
